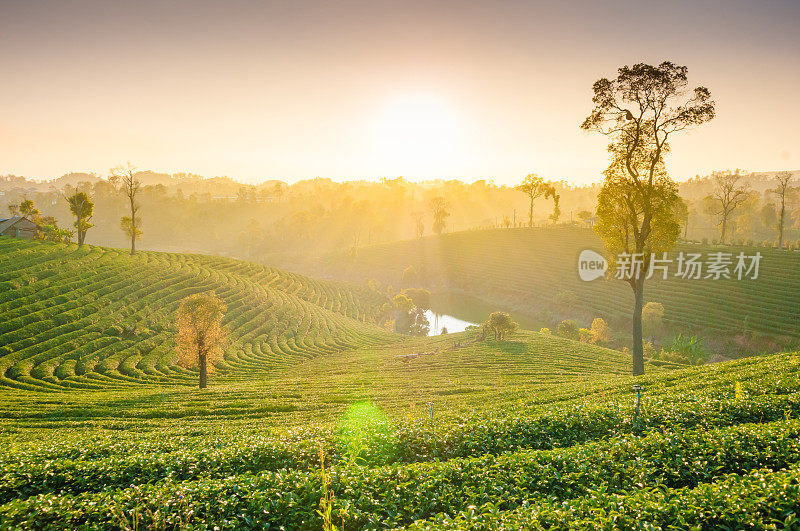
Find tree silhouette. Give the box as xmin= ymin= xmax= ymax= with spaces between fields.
xmin=429 ymin=196 xmax=450 ymax=235
xmin=515 ymin=174 xmax=556 ymax=227
xmin=769 ymin=171 xmax=797 ymax=249
xmin=703 ymin=170 xmax=750 ymax=244
xmin=67 ymin=192 xmax=94 ymax=247
xmin=111 ymin=163 xmax=142 ymax=255
xmin=582 ymin=61 xmax=715 ymax=375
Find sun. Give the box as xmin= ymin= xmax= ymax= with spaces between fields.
xmin=370 ymin=93 xmax=465 ymax=176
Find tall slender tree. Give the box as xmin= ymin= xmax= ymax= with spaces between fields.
xmin=582 ymin=61 xmax=715 ymax=376
xmin=548 ymin=193 xmax=561 ymax=223
xmin=769 ymin=171 xmax=796 ymax=249
xmin=703 ymin=170 xmax=750 ymax=244
xmin=413 ymin=212 xmax=425 ymax=238
xmin=66 ymin=191 xmax=94 ymax=247
xmin=111 ymin=163 xmax=142 ymax=255
xmin=429 ymin=196 xmax=450 ymax=235
xmin=515 ymin=174 xmax=555 ymax=227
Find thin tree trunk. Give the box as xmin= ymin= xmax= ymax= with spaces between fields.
xmin=720 ymin=216 xmax=727 ymax=244
xmin=778 ymin=200 xmax=785 ymax=249
xmin=529 ymin=196 xmax=534 ymax=227
xmin=77 ymin=216 xmax=84 ymax=247
xmin=631 ymin=279 xmax=645 ymax=376
xmin=199 ymin=353 xmax=207 ymax=389
xmin=129 ymin=196 xmax=136 ymax=255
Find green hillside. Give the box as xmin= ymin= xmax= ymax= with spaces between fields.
xmin=0 ymin=339 xmax=798 ymax=528
xmin=304 ymin=227 xmax=800 ymax=349
xmin=0 ymin=238 xmax=392 ymax=391
xmin=2 ymin=238 xmax=800 ymax=529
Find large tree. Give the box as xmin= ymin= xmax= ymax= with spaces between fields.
xmin=67 ymin=191 xmax=94 ymax=247
xmin=703 ymin=170 xmax=750 ymax=244
xmin=176 ymin=292 xmax=227 ymax=389
xmin=515 ymin=173 xmax=556 ymax=227
xmin=582 ymin=61 xmax=715 ymax=376
xmin=111 ymin=163 xmax=142 ymax=255
xmin=429 ymin=196 xmax=450 ymax=235
xmin=769 ymin=171 xmax=796 ymax=249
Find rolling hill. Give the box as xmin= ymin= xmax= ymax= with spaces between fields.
xmin=2 ymin=238 xmax=799 ymax=529
xmin=291 ymin=227 xmax=800 ymax=352
xmin=0 ymin=237 xmax=392 ymax=391
xmin=0 ymin=334 xmax=798 ymax=528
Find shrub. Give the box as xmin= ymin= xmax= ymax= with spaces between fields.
xmin=663 ymin=333 xmax=709 ymax=365
xmin=589 ymin=318 xmax=611 ymax=344
xmin=643 ymin=341 xmax=656 ymax=358
xmin=557 ymin=320 xmax=578 ymax=340
xmin=652 ymin=348 xmax=688 ymax=364
xmin=483 ymin=312 xmax=518 ymax=340
xmin=642 ymin=302 xmax=665 ymax=338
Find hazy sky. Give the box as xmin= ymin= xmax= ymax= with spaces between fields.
xmin=1 ymin=0 xmax=798 ymax=185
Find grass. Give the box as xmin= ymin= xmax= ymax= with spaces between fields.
xmin=2 ymin=237 xmax=799 ymax=528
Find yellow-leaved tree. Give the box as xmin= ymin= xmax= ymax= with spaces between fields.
xmin=176 ymin=292 xmax=227 ymax=389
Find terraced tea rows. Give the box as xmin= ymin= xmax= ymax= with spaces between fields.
xmin=311 ymin=227 xmax=800 ymax=340
xmin=0 ymin=238 xmax=393 ymax=391
xmin=3 ymin=237 xmax=799 ymax=529
xmin=0 ymin=344 xmax=798 ymax=529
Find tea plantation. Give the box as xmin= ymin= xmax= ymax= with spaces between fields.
xmin=0 ymin=237 xmax=391 ymax=392
xmin=305 ymin=227 xmax=800 ymax=346
xmin=1 ymin=238 xmax=800 ymax=529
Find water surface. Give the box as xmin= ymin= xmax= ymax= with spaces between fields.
xmin=424 ymin=292 xmax=545 ymax=336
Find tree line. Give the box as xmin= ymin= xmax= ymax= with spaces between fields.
xmin=6 ymin=163 xmax=144 ymax=255
xmin=4 ymin=165 xmax=797 ymax=261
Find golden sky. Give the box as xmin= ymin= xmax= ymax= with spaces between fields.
xmin=1 ymin=0 xmax=798 ymax=185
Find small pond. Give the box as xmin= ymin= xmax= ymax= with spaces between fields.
xmin=424 ymin=292 xmax=546 ymax=336
xmin=424 ymin=311 xmax=477 ymax=335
